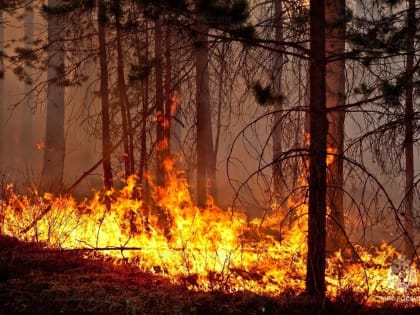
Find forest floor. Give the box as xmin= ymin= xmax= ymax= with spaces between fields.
xmin=0 ymin=235 xmax=419 ymax=315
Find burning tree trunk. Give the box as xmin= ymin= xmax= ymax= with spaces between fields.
xmin=97 ymin=0 xmax=113 ymax=190
xmin=195 ymin=6 xmax=215 ymax=208
xmin=403 ymin=0 xmax=415 ymax=259
xmin=325 ymin=0 xmax=346 ymax=253
xmin=272 ymin=0 xmax=285 ymax=204
xmin=41 ymin=0 xmax=66 ymax=193
xmin=306 ymin=0 xmax=327 ymax=300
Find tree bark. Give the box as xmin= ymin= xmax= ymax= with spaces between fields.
xmin=97 ymin=0 xmax=113 ymax=190
xmin=41 ymin=0 xmax=66 ymax=193
xmin=0 ymin=8 xmax=4 ymax=170
xmin=131 ymin=21 xmax=151 ymax=206
xmin=114 ymin=0 xmax=132 ymax=179
xmin=195 ymin=6 xmax=215 ymax=208
xmin=306 ymin=0 xmax=327 ymax=301
xmin=164 ymin=25 xmax=172 ymax=163
xmin=137 ymin=25 xmax=149 ymax=188
xmin=403 ymin=0 xmax=415 ymax=259
xmin=155 ymin=16 xmax=165 ymax=187
xmin=272 ymin=0 xmax=285 ymax=205
xmin=325 ymin=0 xmax=346 ymax=253
xmin=22 ymin=0 xmax=33 ymax=168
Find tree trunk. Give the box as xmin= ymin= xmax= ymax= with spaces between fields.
xmin=41 ymin=0 xmax=66 ymax=193
xmin=212 ymin=43 xmax=229 ymax=206
xmin=97 ymin=0 xmax=113 ymax=190
xmin=272 ymin=0 xmax=285 ymax=206
xmin=0 ymin=8 xmax=4 ymax=170
xmin=306 ymin=0 xmax=327 ymax=301
xmin=137 ymin=25 xmax=149 ymax=188
xmin=114 ymin=0 xmax=132 ymax=179
xmin=164 ymin=25 xmax=172 ymax=163
xmin=325 ymin=0 xmax=346 ymax=253
xmin=155 ymin=16 xmax=165 ymax=187
xmin=195 ymin=6 xmax=215 ymax=208
xmin=22 ymin=0 xmax=33 ymax=168
xmin=169 ymin=28 xmax=182 ymax=156
xmin=403 ymin=0 xmax=415 ymax=259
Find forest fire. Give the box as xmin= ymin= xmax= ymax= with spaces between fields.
xmin=0 ymin=160 xmax=418 ymax=307
xmin=0 ymin=0 xmax=418 ymax=313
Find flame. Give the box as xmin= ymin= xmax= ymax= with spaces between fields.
xmin=326 ymin=147 xmax=339 ymax=166
xmin=156 ymin=138 xmax=169 ymax=152
xmin=0 ymin=159 xmax=418 ymax=306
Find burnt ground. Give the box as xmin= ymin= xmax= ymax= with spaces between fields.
xmin=0 ymin=235 xmax=419 ymax=315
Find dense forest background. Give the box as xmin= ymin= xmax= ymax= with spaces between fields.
xmin=0 ymin=0 xmax=419 ymax=297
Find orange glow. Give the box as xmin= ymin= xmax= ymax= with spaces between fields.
xmin=156 ymin=139 xmax=169 ymax=152
xmin=36 ymin=142 xmax=46 ymax=150
xmin=170 ymin=92 xmax=181 ymax=116
xmin=326 ymin=147 xmax=339 ymax=166
xmin=0 ymin=159 xmax=418 ymax=306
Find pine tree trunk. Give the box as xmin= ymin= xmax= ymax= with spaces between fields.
xmin=41 ymin=0 xmax=65 ymax=193
xmin=325 ymin=0 xmax=346 ymax=253
xmin=0 ymin=8 xmax=4 ymax=170
xmin=22 ymin=1 xmax=33 ymax=168
xmin=155 ymin=16 xmax=165 ymax=187
xmin=212 ymin=44 xmax=229 ymax=205
xmin=97 ymin=0 xmax=113 ymax=190
xmin=136 ymin=24 xmax=149 ymax=200
xmin=164 ymin=25 xmax=172 ymax=163
xmin=195 ymin=7 xmax=214 ymax=208
xmin=272 ymin=0 xmax=285 ymax=205
xmin=169 ymin=29 xmax=182 ymax=156
xmin=403 ymin=0 xmax=415 ymax=259
xmin=114 ymin=0 xmax=131 ymax=179
xmin=306 ymin=0 xmax=327 ymax=301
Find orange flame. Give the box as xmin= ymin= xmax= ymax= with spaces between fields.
xmin=0 ymin=159 xmax=418 ymax=306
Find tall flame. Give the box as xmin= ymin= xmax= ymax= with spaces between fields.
xmin=0 ymin=159 xmax=418 ymax=306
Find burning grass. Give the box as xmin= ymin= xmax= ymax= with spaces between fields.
xmin=1 ymin=235 xmax=419 ymax=315
xmin=0 ymin=160 xmax=419 ymax=311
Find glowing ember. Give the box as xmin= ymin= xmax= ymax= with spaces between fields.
xmin=0 ymin=160 xmax=418 ymax=306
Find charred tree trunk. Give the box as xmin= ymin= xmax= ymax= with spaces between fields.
xmin=306 ymin=0 xmax=327 ymax=301
xmin=133 ymin=20 xmax=151 ymax=206
xmin=164 ymin=25 xmax=172 ymax=163
xmin=212 ymin=43 xmax=230 ymax=206
xmin=0 ymin=7 xmax=4 ymax=170
xmin=114 ymin=0 xmax=132 ymax=179
xmin=195 ymin=7 xmax=215 ymax=208
xmin=155 ymin=16 xmax=165 ymax=187
xmin=272 ymin=0 xmax=285 ymax=206
xmin=97 ymin=0 xmax=113 ymax=190
xmin=169 ymin=28 xmax=182 ymax=156
xmin=403 ymin=0 xmax=415 ymax=259
xmin=41 ymin=0 xmax=66 ymax=193
xmin=325 ymin=0 xmax=346 ymax=253
xmin=22 ymin=1 xmax=33 ymax=168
